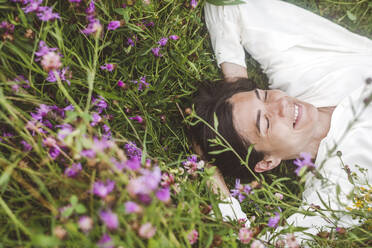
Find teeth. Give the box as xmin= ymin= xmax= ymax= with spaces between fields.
xmin=293 ymin=104 xmax=299 ymax=124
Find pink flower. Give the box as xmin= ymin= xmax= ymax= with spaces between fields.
xmin=41 ymin=52 xmax=62 ymax=71
xmin=100 ymin=209 xmax=119 ymax=230
xmin=238 ymin=227 xmax=253 ymax=244
xmin=78 ymin=216 xmax=93 ymax=232
xmin=138 ymin=222 xmax=156 ymax=239
xmin=129 ymin=115 xmax=143 ymax=123
xmin=187 ymin=229 xmax=198 ymax=245
xmin=117 ymin=80 xmax=125 ymax=88
xmin=285 ymin=234 xmax=300 ymax=248
xmin=125 ymin=201 xmax=142 ymax=214
xmin=169 ymin=35 xmax=179 ymax=40
xmin=251 ymin=240 xmax=265 ymax=248
xmin=274 ymin=192 xmax=284 ymax=200
xmin=107 ymin=21 xmax=120 ymax=31
xmin=190 ymin=0 xmax=197 ymax=9
xmin=100 ymin=63 xmax=115 ymax=72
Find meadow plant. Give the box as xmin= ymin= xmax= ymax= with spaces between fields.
xmin=0 ymin=0 xmax=371 ymax=247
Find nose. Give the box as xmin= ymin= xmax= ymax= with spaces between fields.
xmin=267 ymin=97 xmax=287 ymax=118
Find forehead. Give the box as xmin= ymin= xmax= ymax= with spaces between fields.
xmin=229 ymin=91 xmax=260 ymax=144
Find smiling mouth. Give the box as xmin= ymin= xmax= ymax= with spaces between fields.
xmin=293 ymin=104 xmax=299 ymax=128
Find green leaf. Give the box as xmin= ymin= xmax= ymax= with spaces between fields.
xmin=70 ymin=195 xmax=78 ymax=205
xmin=75 ymin=204 xmax=87 ymax=214
xmin=213 ymin=112 xmax=219 ymax=131
xmin=114 ymin=8 xmax=130 ymax=23
xmin=346 ymin=10 xmax=357 ymax=22
xmin=32 ymin=234 xmax=60 ymax=247
xmin=61 ymin=207 xmax=74 ymax=218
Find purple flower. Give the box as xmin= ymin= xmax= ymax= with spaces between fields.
xmin=78 ymin=216 xmax=93 ymax=232
xmin=37 ymin=6 xmax=60 ymax=21
xmin=190 ymin=0 xmax=197 ymax=9
xmin=35 ymin=41 xmax=57 ymax=60
xmin=133 ymin=76 xmax=149 ymax=91
xmin=81 ymin=149 xmax=96 ymax=158
xmin=127 ymin=38 xmax=135 ymax=47
xmin=20 ymin=140 xmax=32 ymax=151
xmin=41 ymin=51 xmax=62 ymax=71
xmin=294 ymin=152 xmax=315 ymax=176
xmin=92 ymin=137 xmax=113 ymax=153
xmin=93 ymin=180 xmax=115 ymax=198
xmin=156 ymin=187 xmax=170 ymax=202
xmin=144 ymin=21 xmax=154 ymax=27
xmin=126 ymin=157 xmax=141 ymax=171
xmin=46 ymin=67 xmax=71 ymax=85
xmin=69 ymin=0 xmax=81 ymax=2
xmin=268 ymin=212 xmax=280 ymax=228
xmin=158 ymin=37 xmax=168 ymax=46
xmin=100 ymin=63 xmax=115 ymax=72
xmin=107 ymin=21 xmax=120 ymax=31
xmin=124 ymin=142 xmax=142 ymax=159
xmin=100 ymin=210 xmax=119 ymax=230
xmin=49 ymin=146 xmax=60 ymax=160
xmin=117 ymin=80 xmax=125 ymax=88
xmin=169 ymin=35 xmax=179 ymax=40
xmin=127 ymin=167 xmax=161 ymax=203
xmin=125 ymin=201 xmax=142 ymax=214
xmin=97 ymin=234 xmax=114 ymax=248
xmin=82 ymin=18 xmax=102 ymax=35
xmin=231 ymin=179 xmax=246 ymax=202
xmin=129 ymin=115 xmax=143 ymax=123
xmin=92 ymin=95 xmax=108 ymax=113
xmin=86 ymin=0 xmax=96 ymax=15
xmin=22 ymin=0 xmax=42 ymax=13
xmin=57 ymin=124 xmax=74 ymax=140
xmin=64 ymin=163 xmax=82 ymax=178
xmin=151 ymin=47 xmax=162 ymax=57
xmin=90 ymin=113 xmax=101 ymax=126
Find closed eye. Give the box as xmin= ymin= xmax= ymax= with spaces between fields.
xmin=266 ymin=116 xmax=269 ymax=131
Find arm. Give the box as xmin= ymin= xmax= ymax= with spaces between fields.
xmin=221 ymin=62 xmax=248 ymax=83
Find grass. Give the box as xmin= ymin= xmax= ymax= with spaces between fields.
xmin=0 ymin=0 xmax=371 ymax=247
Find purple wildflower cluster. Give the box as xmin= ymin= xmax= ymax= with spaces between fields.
xmin=294 ymin=152 xmax=316 ymax=176
xmin=35 ymin=40 xmax=64 ymax=72
xmin=151 ymin=35 xmax=179 ymax=57
xmin=230 ymin=179 xmax=252 ymax=203
xmin=81 ymin=1 xmax=102 ymax=36
xmin=12 ymin=0 xmax=60 ymax=21
xmin=100 ymin=63 xmax=115 ymax=72
xmin=132 ymin=76 xmax=150 ymax=91
xmin=183 ymin=155 xmax=204 ymax=177
xmin=10 ymin=75 xmax=30 ymax=93
xmin=268 ymin=212 xmax=280 ymax=228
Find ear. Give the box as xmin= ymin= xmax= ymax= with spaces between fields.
xmin=254 ymin=155 xmax=282 ymax=173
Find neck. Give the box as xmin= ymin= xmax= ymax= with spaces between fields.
xmin=307 ymin=106 xmax=335 ymax=159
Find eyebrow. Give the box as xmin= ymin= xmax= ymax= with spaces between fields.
xmin=254 ymin=89 xmax=262 ymax=134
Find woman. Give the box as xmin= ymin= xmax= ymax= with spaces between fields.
xmin=193 ymin=0 xmax=372 ymax=244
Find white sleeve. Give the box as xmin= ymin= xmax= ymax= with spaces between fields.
xmin=204 ymin=3 xmax=246 ymax=68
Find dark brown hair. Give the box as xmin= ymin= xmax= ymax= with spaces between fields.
xmin=192 ymin=78 xmax=264 ymax=179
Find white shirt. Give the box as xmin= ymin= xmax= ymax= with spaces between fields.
xmin=205 ymin=0 xmax=372 ymax=242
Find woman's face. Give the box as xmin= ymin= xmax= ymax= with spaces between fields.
xmin=230 ymin=89 xmax=319 ymax=160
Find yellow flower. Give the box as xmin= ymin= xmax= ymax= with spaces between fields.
xmin=346 ymin=207 xmax=353 ymax=211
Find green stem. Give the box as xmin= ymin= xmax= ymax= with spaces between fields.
xmin=0 ymin=196 xmax=32 ymax=237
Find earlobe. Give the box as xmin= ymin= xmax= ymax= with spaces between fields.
xmin=254 ymin=156 xmax=282 ymax=173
